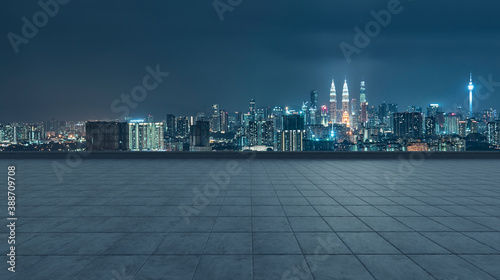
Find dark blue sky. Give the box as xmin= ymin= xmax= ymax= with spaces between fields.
xmin=2 ymin=0 xmax=500 ymax=122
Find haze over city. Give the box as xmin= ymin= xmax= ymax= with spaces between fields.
xmin=2 ymin=0 xmax=500 ymax=122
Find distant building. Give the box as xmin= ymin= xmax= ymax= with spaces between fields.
xmin=211 ymin=104 xmax=221 ymax=132
xmin=379 ymin=102 xmax=387 ymax=120
xmin=220 ymin=110 xmax=229 ymax=133
xmin=329 ymin=79 xmax=337 ymax=124
xmin=393 ymin=112 xmax=423 ymax=139
xmin=359 ymin=81 xmax=368 ymax=125
xmin=190 ymin=121 xmax=211 ymax=151
xmin=276 ymin=130 xmax=305 ymax=151
xmin=85 ymin=121 xmax=129 ymax=151
xmin=248 ymin=121 xmax=274 ymax=147
xmin=488 ymin=121 xmax=500 ymax=146
xmin=320 ymin=105 xmax=328 ymax=126
xmin=283 ymin=115 xmax=305 ymax=130
xmin=459 ymin=121 xmax=467 ymax=137
xmin=128 ymin=121 xmax=165 ymax=151
xmin=249 ymin=99 xmax=256 ymax=119
xmin=166 ymin=114 xmax=176 ymax=138
xmin=425 ymin=116 xmax=436 ymax=138
xmin=176 ymin=117 xmax=190 ymax=138
xmin=407 ymin=142 xmax=429 ymax=151
xmin=388 ymin=103 xmax=398 ymax=114
xmin=350 ymin=98 xmax=358 ymax=129
xmin=256 ymin=108 xmax=265 ymax=121
xmin=341 ymin=80 xmax=350 ymax=126
xmin=427 ymin=104 xmax=440 ymax=117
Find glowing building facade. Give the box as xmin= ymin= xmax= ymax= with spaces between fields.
xmin=468 ymin=73 xmax=474 ymax=118
xmin=329 ymin=79 xmax=337 ymax=124
xmin=360 ymin=80 xmax=368 ymax=123
xmin=342 ymin=80 xmax=350 ymax=127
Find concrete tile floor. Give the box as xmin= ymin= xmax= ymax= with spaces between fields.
xmin=0 ymin=159 xmax=499 ymax=279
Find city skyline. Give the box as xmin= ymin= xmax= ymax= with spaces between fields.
xmin=2 ymin=71 xmax=499 ymax=153
xmin=0 ymin=73 xmax=495 ymax=123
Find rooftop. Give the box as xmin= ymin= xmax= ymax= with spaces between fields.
xmin=1 ymin=158 xmax=500 ymax=279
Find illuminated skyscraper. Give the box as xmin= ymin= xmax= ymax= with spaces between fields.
xmin=220 ymin=110 xmax=228 ymax=132
xmin=351 ymin=98 xmax=358 ymax=129
xmin=393 ymin=112 xmax=423 ymax=139
xmin=360 ymin=80 xmax=368 ymax=123
xmin=128 ymin=120 xmax=165 ymax=151
xmin=360 ymin=80 xmax=366 ymax=103
xmin=211 ymin=104 xmax=221 ymax=132
xmin=166 ymin=114 xmax=176 ymax=138
xmin=309 ymin=90 xmax=319 ymax=125
xmin=329 ymin=79 xmax=337 ymax=123
xmin=310 ymin=90 xmax=318 ymax=109
xmin=176 ymin=116 xmax=190 ymax=138
xmin=342 ymin=79 xmax=350 ymax=127
xmin=321 ymin=105 xmax=328 ymax=126
xmin=468 ymin=73 xmax=474 ymax=118
xmin=249 ymin=99 xmax=256 ymax=116
xmin=445 ymin=113 xmax=460 ymax=135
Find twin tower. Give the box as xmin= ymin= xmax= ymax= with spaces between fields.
xmin=329 ymin=79 xmax=368 ymax=128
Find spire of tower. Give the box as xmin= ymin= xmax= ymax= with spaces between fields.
xmin=468 ymin=73 xmax=474 ymax=118
xmin=341 ymin=78 xmax=350 ymax=127
xmin=342 ymin=79 xmax=349 ymax=102
xmin=330 ymin=79 xmax=336 ymax=101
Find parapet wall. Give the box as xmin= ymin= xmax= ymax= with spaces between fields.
xmin=0 ymin=151 xmax=499 ymax=160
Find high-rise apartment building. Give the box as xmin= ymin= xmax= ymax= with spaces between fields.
xmin=276 ymin=130 xmax=305 ymax=151
xmin=445 ymin=113 xmax=460 ymax=135
xmin=488 ymin=121 xmax=500 ymax=146
xmin=128 ymin=121 xmax=165 ymax=151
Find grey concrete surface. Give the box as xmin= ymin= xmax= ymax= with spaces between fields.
xmin=0 ymin=159 xmax=499 ymax=279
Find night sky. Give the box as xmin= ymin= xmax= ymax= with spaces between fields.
xmin=2 ymin=0 xmax=500 ymax=122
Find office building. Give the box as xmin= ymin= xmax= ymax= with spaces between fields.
xmin=166 ymin=114 xmax=176 ymax=138
xmin=445 ymin=113 xmax=460 ymax=135
xmin=283 ymin=114 xmax=305 ymax=130
xmin=360 ymin=80 xmax=368 ymax=124
xmin=211 ymin=104 xmax=221 ymax=132
xmin=86 ymin=121 xmax=129 ymax=151
xmin=393 ymin=112 xmax=423 ymax=139
xmin=190 ymin=121 xmax=211 ymax=151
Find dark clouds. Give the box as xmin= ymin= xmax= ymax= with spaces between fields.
xmin=1 ymin=0 xmax=500 ymax=122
